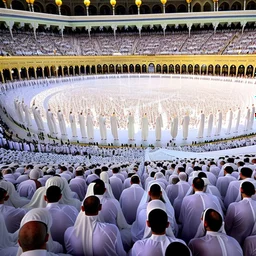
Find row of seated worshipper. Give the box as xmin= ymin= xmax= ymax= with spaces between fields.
xmin=0 ymin=154 xmax=256 ymax=255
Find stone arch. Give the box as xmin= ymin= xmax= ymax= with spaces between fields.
xmin=34 ymin=2 xmax=44 ymax=12
xmin=103 ymin=64 xmax=108 ymax=73
xmin=142 ymin=64 xmax=147 ymax=73
xmin=123 ymin=64 xmax=128 ymax=73
xmin=91 ymin=65 xmax=96 ymax=74
xmin=203 ymin=2 xmax=211 ymax=11
xmin=169 ymin=64 xmax=174 ymax=74
xmin=152 ymin=4 xmax=162 ymax=13
xmin=247 ymin=1 xmax=256 ymax=9
xmin=28 ymin=67 xmax=35 ymax=78
xmin=166 ymin=4 xmax=176 ymax=12
xmin=194 ymin=64 xmax=200 ymax=74
xmin=208 ymin=64 xmax=214 ymax=75
xmin=129 ymin=64 xmax=134 ymax=73
xmin=231 ymin=1 xmax=242 ymax=10
xmin=246 ymin=65 xmax=254 ymax=77
xmin=89 ymin=5 xmax=97 ymax=15
xmin=156 ymin=64 xmax=161 ymax=73
xmin=193 ymin=2 xmax=202 ymax=12
xmin=215 ymin=65 xmax=221 ymax=75
xmin=230 ymin=64 xmax=237 ymax=76
xmin=80 ymin=65 xmax=85 ymax=74
xmin=20 ymin=67 xmax=27 ymax=79
xmin=116 ymin=5 xmax=126 ymax=14
xmin=74 ymin=5 xmax=85 ymax=15
xmin=188 ymin=64 xmax=193 ymax=74
xmin=69 ymin=66 xmax=73 ymax=76
xmin=237 ymin=65 xmax=245 ymax=76
xmin=175 ymin=64 xmax=180 ymax=74
xmin=163 ymin=64 xmax=168 ymax=74
xmin=116 ymin=64 xmax=121 ymax=73
xmin=141 ymin=5 xmax=150 ymax=14
xmin=100 ymin=5 xmax=111 ymax=15
xmin=36 ymin=67 xmax=43 ymax=78
xmin=61 ymin=5 xmax=71 ymax=16
xmin=11 ymin=68 xmax=19 ymax=80
xmin=51 ymin=66 xmax=57 ymax=77
xmin=135 ymin=64 xmax=141 ymax=73
xmin=46 ymin=4 xmax=57 ymax=14
xmin=75 ymin=65 xmax=80 ymax=75
xmin=181 ymin=64 xmax=187 ymax=74
xmin=129 ymin=4 xmax=138 ymax=14
xmin=3 ymin=69 xmax=11 ymax=81
xmin=63 ymin=66 xmax=68 ymax=76
xmin=222 ymin=64 xmax=228 ymax=76
xmin=57 ymin=66 xmax=62 ymax=77
xmin=219 ymin=2 xmax=230 ymax=11
xmin=109 ymin=64 xmax=115 ymax=73
xmin=97 ymin=64 xmax=102 ymax=74
xmin=177 ymin=4 xmax=187 ymax=12
xmin=201 ymin=64 xmax=207 ymax=75
xmin=12 ymin=0 xmax=25 ymax=10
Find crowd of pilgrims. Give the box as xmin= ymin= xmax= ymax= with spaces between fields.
xmin=0 ymin=144 xmax=256 ymax=255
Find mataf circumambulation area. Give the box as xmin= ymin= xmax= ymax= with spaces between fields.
xmin=1 ymin=74 xmax=256 ymax=147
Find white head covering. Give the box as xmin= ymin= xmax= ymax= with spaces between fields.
xmin=194 ymin=208 xmax=226 ymax=238
xmin=179 ymin=172 xmax=187 ymax=181
xmin=29 ymin=169 xmax=40 ymax=180
xmin=73 ymin=196 xmax=98 ymax=256
xmin=17 ymin=208 xmax=62 ymax=255
xmin=0 ymin=180 xmax=29 ymax=208
xmin=100 ymin=172 xmax=115 ymax=199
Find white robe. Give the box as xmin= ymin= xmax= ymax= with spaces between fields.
xmin=69 ymin=113 xmax=77 ymax=137
xmin=250 ymin=105 xmax=255 ymax=130
xmin=226 ymin=109 xmax=233 ymax=134
xmin=179 ymin=191 xmax=224 ymax=243
xmin=128 ymin=115 xmax=135 ymax=140
xmin=215 ymin=111 xmax=222 ymax=136
xmin=46 ymin=110 xmax=55 ymax=135
xmin=86 ymin=114 xmax=94 ymax=139
xmin=197 ymin=113 xmax=205 ymax=138
xmin=207 ymin=113 xmax=213 ymax=137
xmin=225 ymin=198 xmax=256 ymax=245
xmin=78 ymin=113 xmax=87 ymax=138
xmin=170 ymin=117 xmax=178 ymax=139
xmin=244 ymin=107 xmax=251 ymax=131
xmin=234 ymin=108 xmax=241 ymax=133
xmin=57 ymin=111 xmax=67 ymax=136
xmin=182 ymin=115 xmax=190 ymax=139
xmin=155 ymin=115 xmax=163 ymax=141
xmin=141 ymin=116 xmax=149 ymax=141
xmin=32 ymin=106 xmax=40 ymax=131
xmin=110 ymin=115 xmax=119 ymax=140
xmin=189 ymin=231 xmax=243 ymax=256
xmin=99 ymin=115 xmax=107 ymax=140
xmin=24 ymin=105 xmax=32 ymax=127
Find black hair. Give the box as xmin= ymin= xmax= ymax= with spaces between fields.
xmin=46 ymin=186 xmax=61 ymax=202
xmin=148 ymin=209 xmax=168 ymax=234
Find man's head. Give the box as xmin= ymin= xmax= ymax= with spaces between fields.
xmin=165 ymin=242 xmax=191 ymax=256
xmin=192 ymin=177 xmax=205 ymax=192
xmin=93 ymin=179 xmax=106 ymax=195
xmin=82 ymin=195 xmax=101 ymax=216
xmin=44 ymin=186 xmax=62 ymax=203
xmin=60 ymin=166 xmax=67 ymax=173
xmin=146 ymin=209 xmax=169 ymax=235
xmin=240 ymin=167 xmax=253 ymax=179
xmin=131 ymin=175 xmax=140 ymax=185
xmin=18 ymin=221 xmax=49 ymax=252
xmin=94 ymin=168 xmax=101 ymax=177
xmin=224 ymin=166 xmax=233 ymax=175
xmin=203 ymin=208 xmax=222 ymax=232
xmin=148 ymin=184 xmax=162 ymax=200
xmin=241 ymin=181 xmax=255 ymax=198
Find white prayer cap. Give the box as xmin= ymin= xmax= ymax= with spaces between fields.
xmin=76 ymin=166 xmax=84 ymax=172
xmin=29 ymin=169 xmax=40 ymax=180
xmin=146 ymin=199 xmax=166 ymax=219
xmin=20 ymin=208 xmax=52 ymax=233
xmin=179 ymin=172 xmax=187 ymax=181
xmin=15 ymin=167 xmax=25 ymax=174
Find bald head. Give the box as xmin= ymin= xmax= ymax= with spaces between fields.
xmin=18 ymin=221 xmax=49 ymax=252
